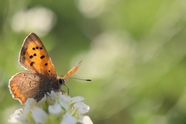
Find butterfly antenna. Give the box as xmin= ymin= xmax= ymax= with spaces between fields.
xmin=68 ymin=77 xmax=91 ymax=81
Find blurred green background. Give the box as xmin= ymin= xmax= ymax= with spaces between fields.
xmin=1 ymin=0 xmax=186 ymax=124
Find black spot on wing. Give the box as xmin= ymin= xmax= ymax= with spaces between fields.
xmin=29 ymin=55 xmax=33 ymax=59
xmin=30 ymin=62 xmax=35 ymax=66
xmin=40 ymin=55 xmax=45 ymax=59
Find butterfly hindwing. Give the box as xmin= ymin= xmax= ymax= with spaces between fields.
xmin=9 ymin=72 xmax=48 ymax=103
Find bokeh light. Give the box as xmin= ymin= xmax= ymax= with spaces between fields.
xmin=11 ymin=6 xmax=56 ymax=36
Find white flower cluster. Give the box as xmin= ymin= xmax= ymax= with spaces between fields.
xmin=9 ymin=91 xmax=93 ymax=124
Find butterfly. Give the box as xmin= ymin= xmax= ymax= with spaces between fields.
xmin=9 ymin=33 xmax=82 ymax=104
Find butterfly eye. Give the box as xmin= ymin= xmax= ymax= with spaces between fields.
xmin=58 ymin=78 xmax=65 ymax=85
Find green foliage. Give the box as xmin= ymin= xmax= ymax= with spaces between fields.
xmin=1 ymin=0 xmax=186 ymax=123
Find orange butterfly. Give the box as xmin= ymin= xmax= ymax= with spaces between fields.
xmin=9 ymin=33 xmax=82 ymax=104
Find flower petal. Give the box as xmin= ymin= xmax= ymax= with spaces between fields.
xmin=71 ymin=96 xmax=84 ymax=103
xmin=32 ymin=107 xmax=47 ymax=123
xmin=8 ymin=109 xmax=22 ymax=123
xmin=59 ymin=95 xmax=71 ymax=110
xmin=49 ymin=103 xmax=62 ymax=114
xmin=60 ymin=95 xmax=71 ymax=102
xmin=73 ymin=102 xmax=90 ymax=114
xmin=24 ymin=98 xmax=36 ymax=110
xmin=79 ymin=116 xmax=93 ymax=124
xmin=60 ymin=112 xmax=77 ymax=124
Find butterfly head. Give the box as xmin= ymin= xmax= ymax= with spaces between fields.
xmin=55 ymin=61 xmax=82 ymax=94
xmin=58 ymin=77 xmax=66 ymax=87
xmin=56 ymin=76 xmax=70 ymax=94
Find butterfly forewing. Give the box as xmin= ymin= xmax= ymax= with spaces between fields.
xmin=63 ymin=61 xmax=82 ymax=79
xmin=19 ymin=33 xmax=57 ymax=78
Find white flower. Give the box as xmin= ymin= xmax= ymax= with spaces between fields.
xmin=32 ymin=107 xmax=47 ymax=123
xmin=71 ymin=96 xmax=84 ymax=103
xmin=9 ymin=91 xmax=93 ymax=124
xmin=8 ymin=109 xmax=23 ymax=124
xmin=73 ymin=102 xmax=90 ymax=114
xmin=60 ymin=112 xmax=77 ymax=124
xmin=49 ymin=103 xmax=62 ymax=114
xmin=59 ymin=95 xmax=71 ymax=110
xmin=79 ymin=116 xmax=93 ymax=124
xmin=24 ymin=98 xmax=37 ymax=110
